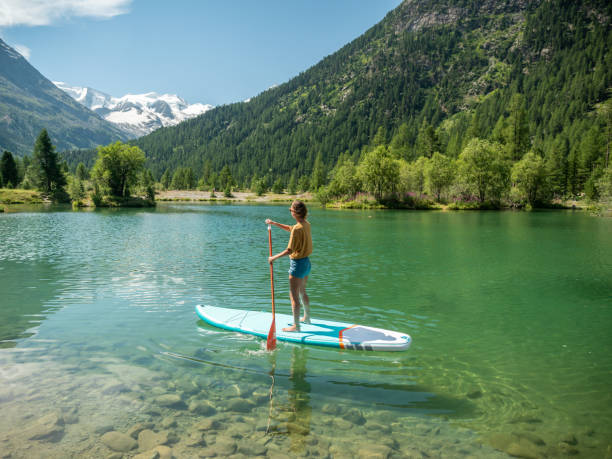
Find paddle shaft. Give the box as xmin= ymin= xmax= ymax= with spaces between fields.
xmin=268 ymin=226 xmax=275 ymax=315
xmin=267 ymin=225 xmax=276 ymax=350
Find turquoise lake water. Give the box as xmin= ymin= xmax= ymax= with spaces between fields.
xmin=0 ymin=204 xmax=610 ymax=458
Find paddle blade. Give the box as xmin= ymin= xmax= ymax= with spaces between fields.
xmin=266 ymin=320 xmax=276 ymax=350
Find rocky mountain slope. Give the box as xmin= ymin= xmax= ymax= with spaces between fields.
xmin=0 ymin=39 xmax=127 ymax=156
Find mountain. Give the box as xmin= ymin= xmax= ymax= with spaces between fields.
xmin=132 ymin=0 xmax=612 ymax=196
xmin=0 ymin=39 xmax=128 ymax=156
xmin=53 ymin=82 xmax=214 ymax=137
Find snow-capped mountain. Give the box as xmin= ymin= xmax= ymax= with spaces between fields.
xmin=53 ymin=82 xmax=214 ymax=137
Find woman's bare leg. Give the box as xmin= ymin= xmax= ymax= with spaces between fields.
xmin=299 ymin=276 xmax=310 ymax=323
xmin=283 ymin=275 xmax=302 ymax=332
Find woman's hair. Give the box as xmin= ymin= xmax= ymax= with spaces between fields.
xmin=291 ymin=200 xmax=307 ymax=218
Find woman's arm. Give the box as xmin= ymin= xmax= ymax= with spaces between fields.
xmin=265 ymin=219 xmax=292 ymax=232
xmin=269 ymin=248 xmax=291 ymax=264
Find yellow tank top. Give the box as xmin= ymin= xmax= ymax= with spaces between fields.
xmin=287 ymin=221 xmax=312 ymax=259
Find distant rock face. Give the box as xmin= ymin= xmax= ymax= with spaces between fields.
xmin=54 ymin=81 xmax=214 ymax=138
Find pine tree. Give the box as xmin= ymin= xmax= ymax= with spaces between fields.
xmin=30 ymin=129 xmax=66 ymax=194
xmin=0 ymin=151 xmax=19 ymax=188
xmin=310 ymin=152 xmax=326 ymax=191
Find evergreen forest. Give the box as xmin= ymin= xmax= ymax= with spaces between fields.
xmin=52 ymin=0 xmax=612 ymax=208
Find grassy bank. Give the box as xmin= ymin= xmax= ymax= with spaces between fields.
xmin=0 ymin=189 xmax=44 ymax=205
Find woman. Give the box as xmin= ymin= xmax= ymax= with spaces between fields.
xmin=266 ymin=200 xmax=312 ymax=332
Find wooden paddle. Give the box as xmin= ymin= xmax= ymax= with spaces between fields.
xmin=266 ymin=225 xmax=277 ymax=350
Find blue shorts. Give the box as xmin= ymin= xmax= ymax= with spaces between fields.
xmin=289 ymin=257 xmax=311 ymax=279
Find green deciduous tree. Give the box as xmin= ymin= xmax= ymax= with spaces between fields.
xmin=91 ymin=141 xmax=145 ymax=198
xmin=30 ymin=129 xmax=66 ymax=194
xmin=457 ymin=138 xmax=510 ymax=203
xmin=327 ymin=156 xmax=360 ymax=198
xmin=425 ymin=152 xmax=455 ymax=201
xmin=357 ymin=146 xmax=399 ymax=200
xmin=511 ymin=151 xmax=548 ymax=206
xmin=399 ymin=156 xmax=429 ymax=197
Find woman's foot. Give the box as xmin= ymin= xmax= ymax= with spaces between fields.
xmin=282 ymin=324 xmax=300 ymax=332
xmin=300 ymin=316 xmax=311 ymax=324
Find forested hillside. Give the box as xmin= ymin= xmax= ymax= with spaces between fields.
xmin=68 ymin=0 xmax=611 ymax=203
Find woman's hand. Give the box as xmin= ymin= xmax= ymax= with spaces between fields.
xmin=265 ymin=218 xmax=273 ymax=225
xmin=268 ymin=256 xmax=274 ymax=264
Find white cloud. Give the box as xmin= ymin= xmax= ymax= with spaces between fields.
xmin=13 ymin=43 xmax=30 ymax=59
xmin=0 ymin=0 xmax=132 ymax=27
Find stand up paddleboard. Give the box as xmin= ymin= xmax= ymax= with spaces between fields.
xmin=195 ymin=305 xmax=411 ymax=351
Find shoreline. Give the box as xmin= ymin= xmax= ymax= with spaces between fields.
xmin=155 ymin=190 xmax=313 ymax=203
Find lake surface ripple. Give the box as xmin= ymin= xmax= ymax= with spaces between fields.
xmin=0 ymin=204 xmax=610 ymax=458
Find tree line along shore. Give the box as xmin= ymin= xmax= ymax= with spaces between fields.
xmin=1 ymin=125 xmax=610 ymax=215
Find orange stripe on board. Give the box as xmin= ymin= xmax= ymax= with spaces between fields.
xmin=338 ymin=325 xmax=357 ymax=349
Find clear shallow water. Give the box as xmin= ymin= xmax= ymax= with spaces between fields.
xmin=0 ymin=204 xmax=610 ymax=458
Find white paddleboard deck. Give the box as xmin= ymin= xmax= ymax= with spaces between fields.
xmin=196 ymin=305 xmax=411 ymax=351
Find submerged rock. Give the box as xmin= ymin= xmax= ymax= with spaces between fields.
xmin=192 ymin=418 xmax=220 ymax=431
xmin=225 ymin=398 xmax=255 ymax=413
xmin=188 ymin=400 xmax=216 ymax=415
xmin=560 ymin=433 xmax=578 ymax=446
xmin=344 ymin=408 xmax=366 ymax=426
xmin=212 ymin=435 xmax=237 ymax=455
xmin=138 ymin=429 xmax=174 ymax=451
xmin=506 ymin=441 xmax=541 ymax=459
xmin=356 ymin=443 xmax=392 ymax=459
xmin=101 ymin=431 xmax=138 ymax=452
xmin=154 ymin=394 xmax=186 ymax=409
xmin=127 ymin=422 xmax=155 ymax=439
xmin=25 ymin=412 xmax=65 ymax=442
xmin=185 ymin=431 xmax=206 ymax=447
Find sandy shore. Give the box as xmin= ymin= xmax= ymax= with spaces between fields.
xmin=156 ymin=190 xmax=313 ymax=203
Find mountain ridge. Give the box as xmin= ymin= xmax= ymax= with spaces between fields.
xmin=0 ymin=39 xmax=128 ymax=156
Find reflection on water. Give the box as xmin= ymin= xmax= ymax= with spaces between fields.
xmin=266 ymin=347 xmax=312 ymax=452
xmin=0 ymin=205 xmax=610 ymax=458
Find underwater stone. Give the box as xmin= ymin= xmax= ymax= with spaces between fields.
xmin=101 ymin=431 xmax=138 ymax=452
xmin=133 ymin=450 xmax=160 ymax=459
xmin=25 ymin=412 xmax=65 ymax=442
xmin=560 ymin=434 xmax=578 ymax=446
xmin=188 ymin=400 xmax=216 ymax=415
xmin=515 ymin=431 xmax=546 ymax=446
xmin=211 ymin=435 xmax=237 ymax=455
xmin=225 ymin=398 xmax=255 ymax=413
xmin=192 ymin=418 xmax=220 ymax=431
xmin=558 ymin=442 xmax=580 ymax=455
xmin=160 ymin=417 xmax=177 ymax=429
xmin=321 ymin=403 xmax=342 ymax=415
xmin=344 ymin=408 xmax=366 ymax=425
xmin=185 ymin=431 xmax=206 ymax=447
xmin=138 ymin=430 xmax=173 ymax=451
xmin=505 ymin=439 xmax=543 ymax=459
xmin=127 ymin=422 xmax=155 ymax=439
xmin=154 ymin=394 xmax=186 ymax=409
xmin=356 ymin=443 xmax=392 ymax=459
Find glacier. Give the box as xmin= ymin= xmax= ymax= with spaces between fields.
xmin=53 ymin=82 xmax=214 ymax=137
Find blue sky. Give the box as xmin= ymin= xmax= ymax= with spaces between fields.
xmin=1 ymin=0 xmax=402 ymax=106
